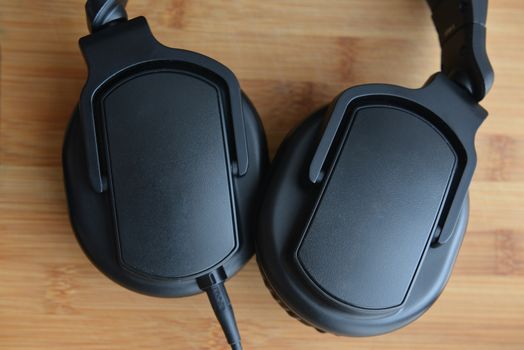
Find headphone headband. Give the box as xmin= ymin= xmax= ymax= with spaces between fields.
xmin=84 ymin=0 xmax=493 ymax=100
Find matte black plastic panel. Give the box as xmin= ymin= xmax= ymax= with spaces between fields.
xmin=298 ymin=107 xmax=456 ymax=310
xmin=103 ymin=71 xmax=236 ymax=278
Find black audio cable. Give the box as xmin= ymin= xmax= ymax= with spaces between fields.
xmin=198 ymin=270 xmax=243 ymax=350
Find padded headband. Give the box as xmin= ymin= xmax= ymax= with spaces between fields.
xmin=84 ymin=0 xmax=493 ymax=99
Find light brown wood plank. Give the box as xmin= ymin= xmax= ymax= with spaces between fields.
xmin=1 ymin=0 xmax=523 ymax=349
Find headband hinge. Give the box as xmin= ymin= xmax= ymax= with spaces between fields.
xmin=429 ymin=0 xmax=494 ymax=101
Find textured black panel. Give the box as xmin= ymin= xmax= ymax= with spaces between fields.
xmin=298 ymin=107 xmax=456 ymax=309
xmin=103 ymin=71 xmax=236 ymax=278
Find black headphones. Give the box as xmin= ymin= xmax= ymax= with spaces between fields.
xmin=63 ymin=0 xmax=493 ymax=348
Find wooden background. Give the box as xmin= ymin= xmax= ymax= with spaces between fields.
xmin=0 ymin=0 xmax=523 ymax=349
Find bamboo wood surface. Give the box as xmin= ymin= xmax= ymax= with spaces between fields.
xmin=0 ymin=0 xmax=523 ymax=349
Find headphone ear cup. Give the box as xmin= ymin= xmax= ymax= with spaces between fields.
xmin=63 ymin=90 xmax=269 ymax=297
xmin=255 ymin=87 xmax=472 ymax=336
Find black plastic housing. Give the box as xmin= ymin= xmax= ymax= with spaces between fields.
xmin=257 ymin=73 xmax=486 ymax=335
xmin=63 ymin=17 xmax=268 ymax=296
xmin=428 ymin=0 xmax=493 ymax=100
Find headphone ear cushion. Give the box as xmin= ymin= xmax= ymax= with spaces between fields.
xmin=257 ymin=257 xmax=326 ymax=333
xmin=255 ymin=106 xmax=329 ymax=324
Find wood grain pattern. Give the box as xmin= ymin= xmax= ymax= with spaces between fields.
xmin=0 ymin=0 xmax=523 ymax=349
